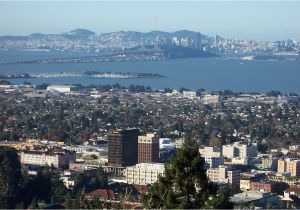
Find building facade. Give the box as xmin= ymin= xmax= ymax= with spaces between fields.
xmin=47 ymin=85 xmax=72 ymax=93
xmin=138 ymin=133 xmax=159 ymax=163
xmin=250 ymin=181 xmax=288 ymax=195
xmin=278 ymin=159 xmax=300 ymax=177
xmin=201 ymin=94 xmax=220 ymax=104
xmin=199 ymin=146 xmax=224 ymax=169
xmin=108 ymin=129 xmax=139 ymax=167
xmin=125 ymin=163 xmax=165 ymax=185
xmin=240 ymin=172 xmax=266 ymax=191
xmin=19 ymin=150 xmax=76 ymax=168
xmin=207 ymin=165 xmax=241 ymax=191
xmin=222 ymin=141 xmax=257 ymax=159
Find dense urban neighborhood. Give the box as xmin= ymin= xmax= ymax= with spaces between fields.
xmin=1 ymin=81 xmax=300 ymax=208
xmin=0 ymin=29 xmax=299 ymax=63
xmin=1 ymin=0 xmax=300 ymax=209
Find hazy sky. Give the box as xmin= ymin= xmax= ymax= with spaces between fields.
xmin=1 ymin=1 xmax=300 ymax=41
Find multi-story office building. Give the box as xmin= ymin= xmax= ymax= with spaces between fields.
xmin=138 ymin=133 xmax=159 ymax=163
xmin=278 ymin=159 xmax=300 ymax=177
xmin=19 ymin=150 xmax=76 ymax=168
xmin=199 ymin=146 xmax=224 ymax=169
xmin=207 ymin=165 xmax=241 ymax=191
xmin=108 ymin=129 xmax=139 ymax=167
xmin=222 ymin=141 xmax=257 ymax=159
xmin=125 ymin=163 xmax=165 ymax=185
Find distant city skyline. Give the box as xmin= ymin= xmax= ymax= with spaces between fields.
xmin=1 ymin=1 xmax=300 ymax=41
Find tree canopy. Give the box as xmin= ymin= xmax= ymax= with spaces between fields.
xmin=141 ymin=137 xmax=233 ymax=209
xmin=0 ymin=146 xmax=22 ymax=209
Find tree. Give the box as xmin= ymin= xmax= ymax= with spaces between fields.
xmin=23 ymin=81 xmax=32 ymax=85
xmin=72 ymin=166 xmax=108 ymax=195
xmin=208 ymin=136 xmax=222 ymax=147
xmin=0 ymin=80 xmax=12 ymax=85
xmin=91 ymin=196 xmax=103 ymax=209
xmin=205 ymin=188 xmax=234 ymax=209
xmin=0 ymin=146 xmax=22 ymax=209
xmin=163 ymin=88 xmax=173 ymax=93
xmin=19 ymin=167 xmax=68 ymax=208
xmin=223 ymin=89 xmax=234 ymax=96
xmin=28 ymin=197 xmax=39 ymax=209
xmin=95 ymin=166 xmax=108 ymax=189
xmin=64 ymin=196 xmax=73 ymax=209
xmin=179 ymin=87 xmax=190 ymax=93
xmin=141 ymin=137 xmax=233 ymax=209
xmin=35 ymin=83 xmax=49 ymax=90
xmin=266 ymin=90 xmax=281 ymax=97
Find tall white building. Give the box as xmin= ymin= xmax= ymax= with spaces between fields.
xmin=222 ymin=142 xmax=257 ymax=159
xmin=125 ymin=163 xmax=165 ymax=185
xmin=199 ymin=146 xmax=224 ymax=169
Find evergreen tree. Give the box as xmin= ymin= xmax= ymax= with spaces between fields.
xmin=28 ymin=197 xmax=39 ymax=209
xmin=64 ymin=196 xmax=73 ymax=209
xmin=95 ymin=166 xmax=108 ymax=188
xmin=0 ymin=146 xmax=22 ymax=209
xmin=91 ymin=196 xmax=102 ymax=209
xmin=141 ymin=137 xmax=233 ymax=209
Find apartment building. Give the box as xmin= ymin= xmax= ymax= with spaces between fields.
xmin=278 ymin=159 xmax=300 ymax=177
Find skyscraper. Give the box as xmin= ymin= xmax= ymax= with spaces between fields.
xmin=138 ymin=133 xmax=159 ymax=163
xmin=108 ymin=129 xmax=139 ymax=167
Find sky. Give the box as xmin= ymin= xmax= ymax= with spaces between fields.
xmin=0 ymin=1 xmax=300 ymax=41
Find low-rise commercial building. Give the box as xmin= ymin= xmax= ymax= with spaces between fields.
xmin=250 ymin=181 xmax=288 ymax=195
xmin=47 ymin=85 xmax=72 ymax=93
xmin=201 ymin=94 xmax=220 ymax=104
xmin=240 ymin=172 xmax=266 ymax=191
xmin=230 ymin=191 xmax=281 ymax=208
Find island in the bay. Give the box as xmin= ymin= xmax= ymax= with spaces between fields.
xmin=0 ymin=71 xmax=164 ymax=79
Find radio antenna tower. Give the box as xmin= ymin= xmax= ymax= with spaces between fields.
xmin=154 ymin=17 xmax=158 ymax=31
